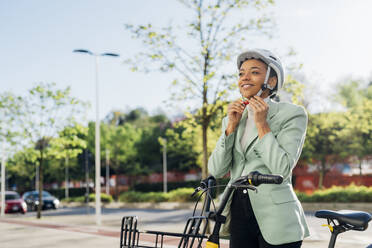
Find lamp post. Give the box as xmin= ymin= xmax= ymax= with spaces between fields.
xmin=73 ymin=49 xmax=119 ymax=225
xmin=1 ymin=142 xmax=5 ymax=217
xmin=105 ymin=149 xmax=110 ymax=195
xmin=162 ymin=138 xmax=167 ymax=193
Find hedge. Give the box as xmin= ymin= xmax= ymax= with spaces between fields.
xmin=296 ymin=184 xmax=372 ymax=203
xmin=47 ymin=187 xmax=93 ymax=199
xmin=62 ymin=193 xmax=113 ymax=203
xmin=121 ymin=184 xmax=372 ymax=203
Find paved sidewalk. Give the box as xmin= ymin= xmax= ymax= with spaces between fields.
xmin=0 ymin=208 xmax=371 ymax=248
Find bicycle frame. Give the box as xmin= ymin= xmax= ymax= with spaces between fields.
xmin=120 ymin=171 xmax=371 ymax=248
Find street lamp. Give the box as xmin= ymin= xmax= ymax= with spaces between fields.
xmin=162 ymin=138 xmax=167 ymax=193
xmin=73 ymin=49 xmax=119 ymax=225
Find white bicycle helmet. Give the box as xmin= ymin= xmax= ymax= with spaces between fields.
xmin=237 ymin=49 xmax=284 ymax=97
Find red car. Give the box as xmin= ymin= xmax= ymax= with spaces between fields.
xmin=0 ymin=191 xmax=27 ymax=214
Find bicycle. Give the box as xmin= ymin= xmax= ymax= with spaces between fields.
xmin=120 ymin=171 xmax=372 ymax=248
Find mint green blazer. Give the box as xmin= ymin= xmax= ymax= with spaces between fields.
xmin=208 ymin=99 xmax=310 ymax=245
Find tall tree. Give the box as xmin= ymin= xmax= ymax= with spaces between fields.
xmin=6 ymin=147 xmax=39 ymax=193
xmin=302 ymin=112 xmax=346 ymax=188
xmin=125 ymin=0 xmax=274 ymax=178
xmin=87 ymin=122 xmax=142 ymax=194
xmin=335 ymin=81 xmax=372 ymax=175
xmin=0 ymin=92 xmax=22 ymax=216
xmin=19 ymin=83 xmax=86 ymax=219
xmin=49 ymin=124 xmax=88 ymax=199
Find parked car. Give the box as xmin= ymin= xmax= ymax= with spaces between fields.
xmin=0 ymin=191 xmax=27 ymax=214
xmin=22 ymin=191 xmax=60 ymax=211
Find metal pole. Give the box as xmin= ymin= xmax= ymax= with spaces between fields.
xmin=65 ymin=156 xmax=69 ymax=200
xmin=35 ymin=164 xmax=39 ymax=191
xmin=1 ymin=142 xmax=5 ymax=217
xmin=163 ymin=138 xmax=167 ymax=193
xmin=85 ymin=149 xmax=90 ymax=215
xmin=95 ymin=55 xmax=101 ymax=226
xmin=105 ymin=149 xmax=110 ymax=195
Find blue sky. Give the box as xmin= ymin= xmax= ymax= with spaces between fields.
xmin=1 ymin=0 xmax=372 ymax=120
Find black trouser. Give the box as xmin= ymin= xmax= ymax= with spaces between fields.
xmin=229 ymin=188 xmax=302 ymax=248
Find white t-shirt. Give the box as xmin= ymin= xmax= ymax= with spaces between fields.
xmin=240 ymin=97 xmax=270 ymax=150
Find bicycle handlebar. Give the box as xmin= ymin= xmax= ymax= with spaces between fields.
xmin=195 ymin=171 xmax=284 ymax=248
xmin=246 ymin=171 xmax=283 ymax=186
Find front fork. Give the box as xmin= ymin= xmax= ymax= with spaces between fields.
xmin=205 ymin=183 xmax=256 ymax=248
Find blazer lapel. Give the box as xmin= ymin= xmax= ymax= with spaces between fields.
xmin=267 ymin=99 xmax=279 ymax=121
xmin=242 ymin=99 xmax=279 ymax=154
xmin=235 ymin=109 xmax=248 ymax=155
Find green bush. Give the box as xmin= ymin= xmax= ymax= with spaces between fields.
xmin=119 ymin=191 xmax=169 ymax=203
xmin=60 ymin=196 xmax=86 ymax=203
xmin=48 ymin=188 xmax=93 ymax=199
xmin=168 ymin=188 xmax=198 ymax=202
xmin=296 ymin=184 xmax=372 ymax=203
xmin=88 ymin=193 xmax=113 ymax=203
xmin=62 ymin=193 xmax=113 ymax=203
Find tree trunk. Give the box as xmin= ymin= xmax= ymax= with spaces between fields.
xmin=202 ymin=122 xmax=208 ymax=180
xmin=37 ymin=149 xmax=43 ymax=219
xmin=115 ymin=171 xmax=119 ymax=200
xmin=318 ymin=159 xmax=326 ymax=189
xmin=359 ymin=159 xmax=362 ymax=176
xmin=65 ymin=156 xmax=69 ymax=200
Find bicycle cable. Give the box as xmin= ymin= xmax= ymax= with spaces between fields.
xmin=192 ymin=185 xmax=227 ymax=217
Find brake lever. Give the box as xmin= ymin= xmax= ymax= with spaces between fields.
xmin=233 ymin=176 xmax=248 ymax=185
xmin=234 ymin=184 xmax=257 ymax=193
xmin=191 ymin=187 xmax=202 ymax=197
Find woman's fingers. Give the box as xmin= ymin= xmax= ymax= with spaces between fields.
xmin=231 ymin=105 xmax=244 ymax=114
xmin=250 ymin=96 xmax=268 ymax=112
xmin=229 ymin=99 xmax=245 ymax=113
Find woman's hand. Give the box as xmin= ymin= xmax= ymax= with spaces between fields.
xmin=249 ymin=96 xmax=271 ymax=138
xmin=226 ymin=99 xmax=245 ymax=136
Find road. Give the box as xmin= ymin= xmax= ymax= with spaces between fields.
xmin=0 ymin=206 xmax=371 ymax=248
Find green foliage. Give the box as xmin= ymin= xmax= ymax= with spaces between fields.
xmin=62 ymin=193 xmax=113 ymax=203
xmin=334 ymin=82 xmax=372 ymax=173
xmin=296 ymin=184 xmax=372 ymax=203
xmin=282 ymin=75 xmax=306 ymax=106
xmin=119 ymin=191 xmax=169 ymax=203
xmin=125 ymin=0 xmax=275 ymax=178
xmin=49 ymin=124 xmax=88 ymax=160
xmin=161 ymin=105 xmax=226 ymax=171
xmin=167 ymin=188 xmax=197 ymax=202
xmin=6 ymin=147 xmax=39 ymax=192
xmin=88 ymin=122 xmax=143 ymax=175
xmin=4 ymin=82 xmax=88 ymax=219
xmin=301 ymin=112 xmax=348 ymax=188
xmin=88 ymin=193 xmax=113 ymax=203
xmin=48 ymin=187 xmax=92 ymax=199
xmin=96 ymin=109 xmax=172 ymax=175
xmin=301 ymin=81 xmax=372 ymax=188
xmin=0 ymin=92 xmax=23 ymax=145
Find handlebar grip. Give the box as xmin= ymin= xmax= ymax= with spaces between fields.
xmin=248 ymin=171 xmax=283 ymax=186
xmin=200 ymin=175 xmax=216 ymax=189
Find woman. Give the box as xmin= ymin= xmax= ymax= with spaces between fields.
xmin=208 ymin=49 xmax=310 ymax=248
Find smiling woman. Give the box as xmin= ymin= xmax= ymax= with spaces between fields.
xmin=208 ymin=49 xmax=309 ymax=247
xmin=238 ymin=59 xmax=277 ymax=100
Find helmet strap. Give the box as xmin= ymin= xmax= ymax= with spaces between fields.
xmin=256 ymin=66 xmax=274 ymax=97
